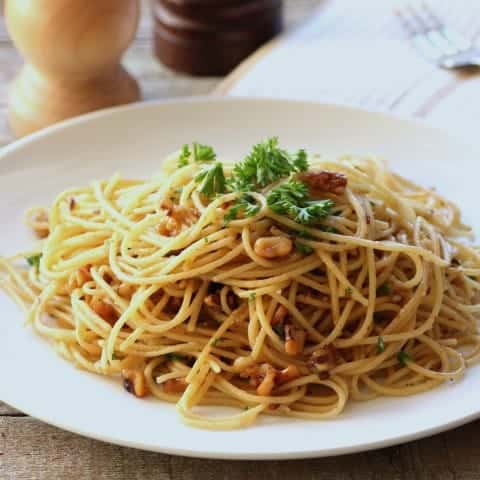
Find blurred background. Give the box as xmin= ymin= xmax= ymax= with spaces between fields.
xmin=0 ymin=0 xmax=320 ymax=143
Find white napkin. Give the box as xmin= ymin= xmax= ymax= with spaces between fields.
xmin=228 ymin=0 xmax=480 ymax=143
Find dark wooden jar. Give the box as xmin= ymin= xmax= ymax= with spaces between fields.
xmin=152 ymin=0 xmax=283 ymax=76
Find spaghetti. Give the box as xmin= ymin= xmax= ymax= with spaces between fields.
xmin=2 ymin=138 xmax=480 ymax=430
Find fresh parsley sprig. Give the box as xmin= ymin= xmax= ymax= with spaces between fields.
xmin=266 ymin=180 xmax=334 ymax=225
xmin=224 ymin=194 xmax=260 ymax=224
xmin=178 ymin=142 xmax=216 ymax=167
xmin=228 ymin=137 xmax=308 ymax=192
xmin=193 ymin=142 xmax=216 ymax=163
xmin=195 ymin=162 xmax=226 ymax=198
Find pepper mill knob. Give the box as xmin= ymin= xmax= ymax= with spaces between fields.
xmin=5 ymin=0 xmax=141 ymax=137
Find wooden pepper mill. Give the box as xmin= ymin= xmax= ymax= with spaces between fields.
xmin=153 ymin=0 xmax=283 ymax=76
xmin=5 ymin=0 xmax=141 ymax=137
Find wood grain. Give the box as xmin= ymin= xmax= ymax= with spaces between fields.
xmin=5 ymin=0 xmax=141 ymax=136
xmin=2 ymin=1 xmax=480 ymax=479
xmin=1 ymin=416 xmax=480 ymax=480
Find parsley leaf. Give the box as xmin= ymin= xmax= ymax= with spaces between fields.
xmin=295 ymin=241 xmax=314 ymax=255
xmin=377 ymin=336 xmax=385 ymax=353
xmin=377 ymin=283 xmax=391 ymax=296
xmin=293 ymin=149 xmax=309 ymax=172
xmin=297 ymin=229 xmax=314 ymax=239
xmin=178 ymin=144 xmax=191 ymax=167
xmin=397 ymin=350 xmax=412 ymax=366
xmin=267 ymin=180 xmax=334 ymax=225
xmin=192 ymin=142 xmax=216 ymax=163
xmin=26 ymin=254 xmax=42 ymax=273
xmin=319 ymin=225 xmax=339 ymax=234
xmin=195 ymin=162 xmax=226 ymax=198
xmin=229 ymin=137 xmax=308 ymax=192
xmin=224 ymin=194 xmax=260 ymax=224
xmin=166 ymin=353 xmax=185 ymax=362
xmin=273 ymin=324 xmax=285 ymax=339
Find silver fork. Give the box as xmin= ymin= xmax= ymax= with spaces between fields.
xmin=396 ymin=2 xmax=480 ymax=69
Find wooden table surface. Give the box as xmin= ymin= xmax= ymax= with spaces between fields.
xmin=2 ymin=1 xmax=480 ymax=479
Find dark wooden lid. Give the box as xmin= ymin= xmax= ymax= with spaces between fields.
xmin=153 ymin=0 xmax=283 ymax=76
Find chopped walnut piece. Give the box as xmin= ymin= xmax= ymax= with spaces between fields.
xmin=240 ymin=363 xmax=301 ymax=396
xmin=284 ymin=324 xmax=306 ymax=356
xmin=276 ymin=365 xmax=300 ymax=385
xmin=204 ymin=293 xmax=221 ymax=309
xmin=298 ymin=170 xmax=347 ymax=194
xmin=31 ymin=210 xmax=50 ymax=238
xmin=157 ymin=217 xmax=180 ymax=237
xmin=160 ymin=199 xmax=199 ymax=228
xmin=308 ymin=345 xmax=340 ymax=371
xmin=163 ymin=378 xmax=188 ymax=394
xmin=122 ymin=369 xmax=149 ymax=398
xmin=66 ymin=265 xmax=92 ymax=293
xmin=118 ymin=283 xmax=134 ymax=299
xmin=272 ymin=305 xmax=288 ymax=325
xmin=254 ymin=236 xmax=293 ymax=258
xmin=91 ymin=299 xmax=118 ymax=325
xmin=256 ymin=365 xmax=277 ymax=396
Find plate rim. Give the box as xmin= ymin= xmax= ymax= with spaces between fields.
xmin=1 ymin=96 xmax=479 ymax=460
xmin=0 ymin=95 xmax=470 ymax=162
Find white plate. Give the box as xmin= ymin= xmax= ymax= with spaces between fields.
xmin=1 ymin=98 xmax=479 ymax=460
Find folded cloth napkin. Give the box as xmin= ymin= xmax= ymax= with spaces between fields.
xmin=227 ymin=0 xmax=480 ymax=143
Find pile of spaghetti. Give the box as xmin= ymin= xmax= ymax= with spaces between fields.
xmin=2 ymin=137 xmax=480 ymax=430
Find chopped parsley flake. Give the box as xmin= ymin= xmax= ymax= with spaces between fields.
xmin=267 ymin=180 xmax=334 ymax=225
xmin=224 ymin=194 xmax=260 ymax=224
xmin=295 ymin=241 xmax=314 ymax=255
xmin=248 ymin=292 xmax=256 ymax=302
xmin=297 ymin=229 xmax=314 ymax=239
xmin=377 ymin=283 xmax=391 ymax=296
xmin=166 ymin=353 xmax=185 ymax=362
xmin=397 ymin=350 xmax=412 ymax=366
xmin=26 ymin=254 xmax=42 ymax=273
xmin=273 ymin=324 xmax=285 ymax=339
xmin=195 ymin=162 xmax=226 ymax=198
xmin=377 ymin=336 xmax=385 ymax=353
xmin=345 ymin=287 xmax=353 ymax=296
xmin=319 ymin=225 xmax=339 ymax=234
xmin=178 ymin=144 xmax=191 ymax=167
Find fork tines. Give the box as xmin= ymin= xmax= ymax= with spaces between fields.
xmin=395 ymin=2 xmax=476 ymax=68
